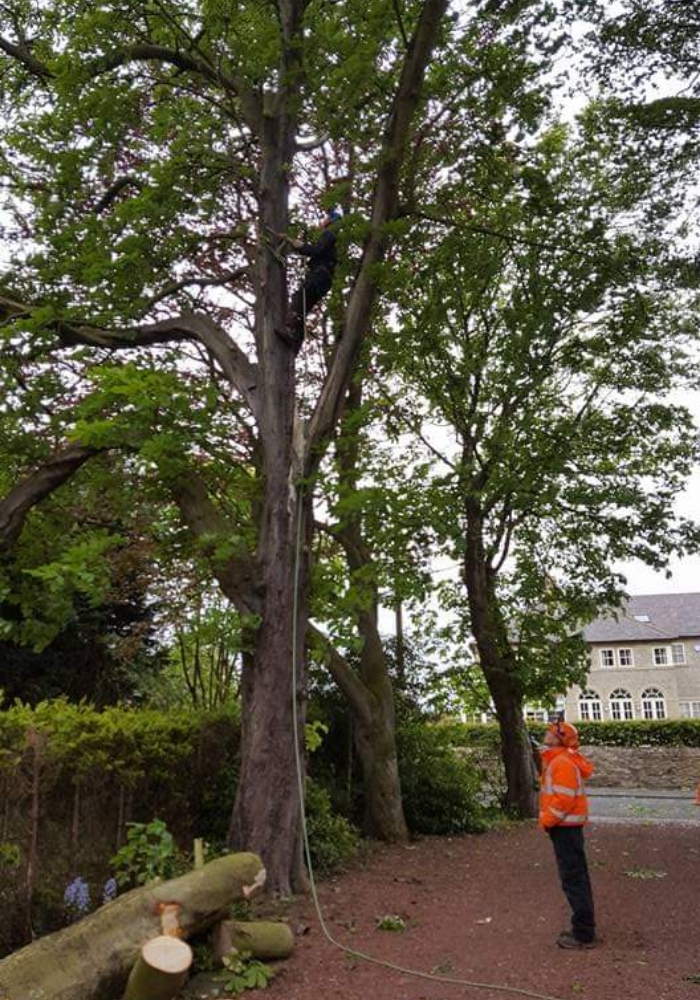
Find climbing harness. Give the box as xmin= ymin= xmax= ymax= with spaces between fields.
xmin=289 ymin=484 xmax=568 ymax=1000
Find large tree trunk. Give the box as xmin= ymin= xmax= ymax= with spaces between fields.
xmin=352 ymin=620 xmax=409 ymax=841
xmin=230 ymin=10 xmax=309 ymax=890
xmin=0 ymin=853 xmax=264 ymax=1000
xmin=463 ymin=504 xmax=538 ymax=818
xmin=334 ymin=381 xmax=408 ymax=842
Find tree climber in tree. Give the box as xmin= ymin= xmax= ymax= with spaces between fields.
xmin=274 ymin=207 xmax=342 ymax=353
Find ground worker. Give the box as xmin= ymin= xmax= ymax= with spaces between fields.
xmin=274 ymin=207 xmax=342 ymax=353
xmin=539 ymin=718 xmax=597 ymax=949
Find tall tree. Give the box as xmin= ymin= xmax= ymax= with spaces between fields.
xmin=0 ymin=0 xmax=449 ymax=891
xmin=376 ymin=107 xmax=700 ymax=814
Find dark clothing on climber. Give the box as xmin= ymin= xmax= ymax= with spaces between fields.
xmin=277 ymin=217 xmax=339 ymax=353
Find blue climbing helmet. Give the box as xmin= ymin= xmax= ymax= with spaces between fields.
xmin=325 ymin=206 xmax=343 ymax=224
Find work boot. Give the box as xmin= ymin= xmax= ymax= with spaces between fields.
xmin=556 ymin=931 xmax=596 ymax=950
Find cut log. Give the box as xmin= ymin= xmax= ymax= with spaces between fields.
xmin=124 ymin=935 xmax=193 ymax=1000
xmin=212 ymin=919 xmax=295 ymax=961
xmin=0 ymin=852 xmax=264 ymax=1000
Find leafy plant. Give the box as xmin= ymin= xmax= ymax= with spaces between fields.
xmin=63 ymin=876 xmax=91 ymax=921
xmin=304 ymin=720 xmax=329 ymax=754
xmin=305 ymin=779 xmax=359 ymax=875
xmin=0 ymin=843 xmax=20 ymax=869
xmin=110 ymin=819 xmax=178 ymax=887
xmin=624 ymin=867 xmax=667 ymax=880
xmin=375 ymin=914 xmax=405 ymax=932
xmin=214 ymin=951 xmax=275 ymax=994
xmin=397 ymin=723 xmax=491 ymax=835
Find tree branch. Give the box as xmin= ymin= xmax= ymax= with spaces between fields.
xmin=307 ymin=623 xmax=372 ymax=724
xmin=94 ymin=175 xmax=143 ymax=214
xmin=0 ymin=33 xmax=263 ymax=133
xmin=0 ymin=444 xmax=100 ymax=552
xmin=169 ymin=471 xmax=263 ymax=617
xmin=0 ymin=34 xmax=51 ymax=78
xmin=0 ymin=297 xmax=260 ymax=416
xmin=305 ymin=0 xmax=450 ymax=472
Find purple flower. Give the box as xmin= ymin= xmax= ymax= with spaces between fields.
xmin=102 ymin=877 xmax=118 ymax=905
xmin=64 ymin=876 xmax=91 ymax=917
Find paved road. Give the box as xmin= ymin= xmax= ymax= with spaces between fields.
xmin=588 ymin=786 xmax=700 ymax=824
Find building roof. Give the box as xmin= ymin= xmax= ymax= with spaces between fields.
xmin=584 ymin=593 xmax=700 ymax=644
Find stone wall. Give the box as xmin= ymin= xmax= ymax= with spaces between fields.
xmin=581 ymin=744 xmax=700 ymax=790
xmin=460 ymin=744 xmax=700 ymax=793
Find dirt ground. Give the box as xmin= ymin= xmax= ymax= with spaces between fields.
xmin=256 ymin=821 xmax=700 ymax=1000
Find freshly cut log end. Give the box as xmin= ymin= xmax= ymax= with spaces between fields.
xmin=242 ymin=866 xmax=267 ymax=899
xmin=124 ymin=936 xmax=192 ymax=1000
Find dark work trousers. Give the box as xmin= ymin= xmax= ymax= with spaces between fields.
xmin=548 ymin=825 xmax=596 ymax=942
xmin=287 ymin=267 xmax=333 ymax=346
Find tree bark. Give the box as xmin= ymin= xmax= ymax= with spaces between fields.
xmin=330 ymin=380 xmax=408 ymax=842
xmin=463 ymin=503 xmax=538 ymax=818
xmin=0 ymin=445 xmax=98 ymax=553
xmin=0 ymin=852 xmax=264 ymax=1000
xmin=227 ymin=0 xmax=309 ymax=890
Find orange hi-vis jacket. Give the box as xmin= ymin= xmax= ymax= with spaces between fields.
xmin=539 ymin=746 xmax=594 ymax=830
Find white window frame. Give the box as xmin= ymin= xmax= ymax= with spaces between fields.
xmin=609 ymin=689 xmax=634 ymax=720
xmin=599 ymin=648 xmax=615 ymax=668
xmin=579 ymin=690 xmax=602 ymax=722
xmin=679 ymin=701 xmax=700 ymax=719
xmin=671 ymin=643 xmax=686 ymax=664
xmin=618 ymin=648 xmax=633 ymax=667
xmin=641 ymin=687 xmax=666 ymax=720
xmin=653 ymin=647 xmax=669 ymax=666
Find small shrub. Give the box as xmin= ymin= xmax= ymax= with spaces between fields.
xmin=305 ymin=779 xmax=360 ymax=875
xmin=397 ymin=722 xmax=490 ymax=835
xmin=376 ymin=914 xmax=405 ymax=932
xmin=110 ymin=819 xmax=182 ymax=888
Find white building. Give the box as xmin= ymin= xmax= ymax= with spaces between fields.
xmin=564 ymin=593 xmax=700 ymax=722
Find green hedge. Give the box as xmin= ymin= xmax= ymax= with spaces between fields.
xmin=438 ymin=719 xmax=700 ymax=749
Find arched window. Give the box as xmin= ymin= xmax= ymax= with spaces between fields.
xmin=609 ymin=688 xmax=634 ymax=721
xmin=641 ymin=687 xmax=666 ymax=720
xmin=578 ymin=690 xmax=602 ymax=722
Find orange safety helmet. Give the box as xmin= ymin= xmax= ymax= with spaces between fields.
xmin=547 ymin=719 xmax=580 ymax=749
